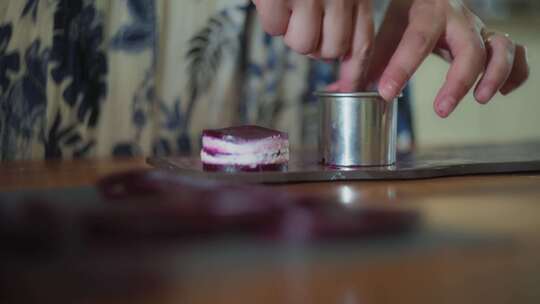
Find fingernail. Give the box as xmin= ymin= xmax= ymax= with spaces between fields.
xmin=436 ymin=97 xmax=456 ymax=118
xmin=379 ymin=81 xmax=399 ymax=101
xmin=477 ymin=86 xmax=494 ymax=104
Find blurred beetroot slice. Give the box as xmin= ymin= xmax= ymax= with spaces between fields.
xmin=268 ymin=199 xmax=420 ymax=241
xmin=95 ymin=170 xmax=289 ymax=240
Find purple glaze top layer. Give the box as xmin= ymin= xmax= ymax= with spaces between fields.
xmin=202 ymin=125 xmax=288 ymax=143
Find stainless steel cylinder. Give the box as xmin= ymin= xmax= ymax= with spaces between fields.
xmin=316 ymin=92 xmax=398 ymax=167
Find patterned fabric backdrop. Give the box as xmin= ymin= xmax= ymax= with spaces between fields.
xmin=0 ymin=0 xmax=413 ymax=161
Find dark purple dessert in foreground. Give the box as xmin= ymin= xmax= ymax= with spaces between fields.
xmin=95 ymin=170 xmax=419 ymax=241
xmin=201 ymin=125 xmax=289 ymax=172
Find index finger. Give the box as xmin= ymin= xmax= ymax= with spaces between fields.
xmin=333 ymin=0 xmax=374 ymax=92
xmin=378 ymin=0 xmax=445 ymax=101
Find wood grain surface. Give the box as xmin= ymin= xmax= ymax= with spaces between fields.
xmin=1 ymin=157 xmax=540 ymax=304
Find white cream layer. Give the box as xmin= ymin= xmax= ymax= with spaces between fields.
xmin=202 ymin=136 xmax=289 ymax=155
xmin=201 ymin=149 xmax=289 ymax=166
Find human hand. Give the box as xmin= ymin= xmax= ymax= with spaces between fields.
xmin=367 ymin=0 xmax=530 ymax=118
xmin=253 ymin=0 xmax=530 ymax=118
xmin=252 ymin=0 xmax=375 ymax=92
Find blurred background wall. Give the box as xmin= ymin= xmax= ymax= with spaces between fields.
xmin=411 ymin=0 xmax=539 ymax=148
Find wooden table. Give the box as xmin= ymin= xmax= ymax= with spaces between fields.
xmin=2 ymin=158 xmax=540 ymax=304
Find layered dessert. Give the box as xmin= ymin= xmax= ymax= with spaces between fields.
xmin=201 ymin=125 xmax=289 ymax=172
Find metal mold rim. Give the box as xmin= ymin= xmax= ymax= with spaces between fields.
xmin=314 ymin=91 xmax=404 ymax=99
xmin=314 ymin=91 xmax=381 ymax=98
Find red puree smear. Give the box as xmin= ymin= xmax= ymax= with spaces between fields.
xmin=203 ymin=125 xmax=288 ymax=143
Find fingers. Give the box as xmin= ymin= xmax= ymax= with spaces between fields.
xmin=434 ymin=28 xmax=486 ymax=118
xmin=283 ymin=1 xmax=323 ymax=55
xmin=474 ymin=34 xmax=515 ymax=104
xmin=361 ymin=0 xmax=411 ymax=89
xmin=333 ymin=0 xmax=375 ymax=92
xmin=256 ymin=0 xmax=369 ymax=72
xmin=253 ymin=0 xmax=291 ymax=36
xmin=378 ymin=0 xmax=445 ymax=101
xmin=500 ymin=44 xmax=530 ymax=95
xmin=316 ymin=0 xmax=355 ymax=59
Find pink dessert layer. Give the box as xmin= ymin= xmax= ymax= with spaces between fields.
xmin=201 ymin=125 xmax=289 ymax=170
